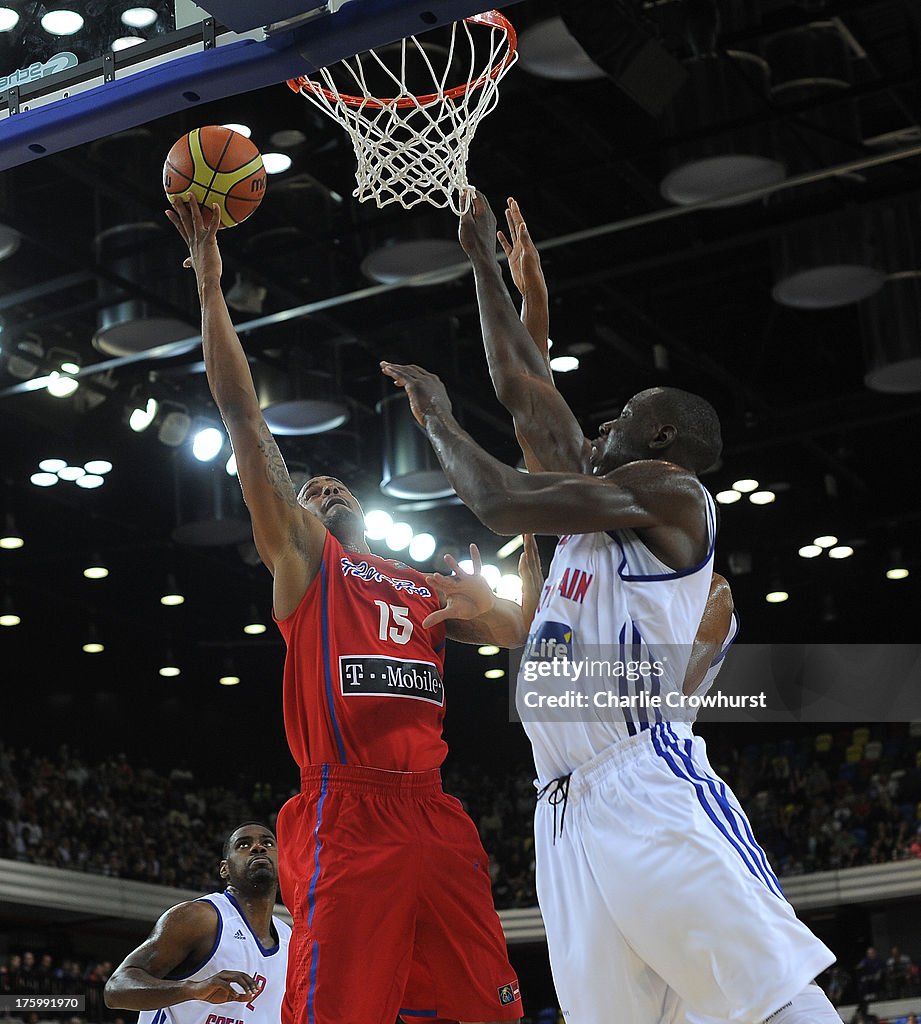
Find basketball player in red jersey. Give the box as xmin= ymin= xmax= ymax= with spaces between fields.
xmin=167 ymin=195 xmax=523 ymax=1024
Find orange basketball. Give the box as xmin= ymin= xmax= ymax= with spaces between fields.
xmin=163 ymin=126 xmax=266 ymax=228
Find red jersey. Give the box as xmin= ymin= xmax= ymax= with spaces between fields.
xmin=274 ymin=530 xmax=448 ymax=772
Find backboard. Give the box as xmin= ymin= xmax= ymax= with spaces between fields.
xmin=0 ymin=0 xmax=514 ymax=172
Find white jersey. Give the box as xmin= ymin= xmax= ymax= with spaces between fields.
xmin=138 ymin=891 xmax=290 ymax=1024
xmin=517 ymin=484 xmax=736 ymax=783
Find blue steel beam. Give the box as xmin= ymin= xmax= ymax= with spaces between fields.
xmin=0 ymin=0 xmax=514 ymax=172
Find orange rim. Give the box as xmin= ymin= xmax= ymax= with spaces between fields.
xmin=286 ymin=10 xmax=516 ymax=110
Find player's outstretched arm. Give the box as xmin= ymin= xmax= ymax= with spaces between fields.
xmin=380 ymin=361 xmax=709 ymax=568
xmin=461 ymin=191 xmax=589 ymax=474
xmin=422 ymin=545 xmax=528 ymax=648
xmin=682 ymin=574 xmax=735 ymax=696
xmin=166 ymin=197 xmax=324 ymax=605
xmin=105 ymin=902 xmax=259 ymax=1011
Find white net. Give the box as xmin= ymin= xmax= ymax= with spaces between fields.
xmin=288 ymin=12 xmax=517 ymax=215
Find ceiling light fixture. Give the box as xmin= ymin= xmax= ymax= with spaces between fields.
xmin=57 ymin=465 xmax=85 ymax=481
xmin=243 ymin=604 xmax=267 ymax=635
xmin=222 ymin=123 xmax=252 ymax=138
xmin=160 ymin=573 xmax=184 ymax=607
xmin=885 ymin=548 xmax=909 ymax=580
xmin=219 ymin=656 xmax=240 ymax=686
xmin=83 ymin=555 xmax=109 ymax=580
xmin=765 ymin=590 xmax=789 ymax=604
xmin=732 ymin=479 xmax=759 ymax=493
xmin=112 ymin=36 xmax=144 ymax=50
xmin=262 ymin=153 xmax=293 ymax=174
xmin=157 ymin=405 xmax=191 ymax=447
xmin=749 ymin=490 xmax=776 ymax=505
xmin=481 ymin=564 xmax=502 ymax=590
xmin=478 ymin=645 xmax=500 ymax=656
xmin=386 ymin=522 xmax=413 ymax=552
xmin=484 ymin=668 xmax=505 ymax=679
xmin=364 ymin=510 xmax=393 ymax=540
xmin=82 ymin=623 xmax=104 ymax=654
xmin=0 ymin=8 xmax=20 ymax=32
xmin=496 ymin=574 xmax=523 ymax=603
xmin=798 ymin=544 xmax=822 ymax=559
xmin=408 ymin=532 xmax=437 ymax=562
xmin=549 ymin=354 xmax=580 ymax=373
xmin=715 ymin=490 xmax=742 ymax=504
xmin=84 ymin=460 xmax=112 ymax=475
xmin=192 ymin=425 xmax=225 ymax=462
xmin=46 ymin=371 xmax=79 ymax=398
xmin=128 ymin=397 xmax=158 ymax=432
xmin=0 ymin=513 xmax=24 ymax=550
xmin=813 ymin=535 xmax=838 ymax=548
xmin=41 ymin=9 xmax=84 ymax=35
xmin=120 ymin=6 xmax=158 ymax=28
xmin=158 ymin=640 xmax=181 ymax=677
xmin=828 ymin=545 xmax=854 ymax=559
xmin=30 ymin=472 xmax=59 ymax=487
xmin=75 ymin=474 xmax=104 ymax=489
xmin=38 ymin=458 xmax=66 ymax=473
xmin=0 ymin=593 xmax=20 ymax=627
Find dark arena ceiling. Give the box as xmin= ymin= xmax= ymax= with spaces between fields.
xmin=0 ymin=0 xmax=919 ymax=765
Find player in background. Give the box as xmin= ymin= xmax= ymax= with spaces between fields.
xmin=166 ymin=194 xmax=524 ymax=1024
xmin=380 ymin=190 xmax=841 ymax=1024
xmin=105 ymin=823 xmax=289 ymax=1024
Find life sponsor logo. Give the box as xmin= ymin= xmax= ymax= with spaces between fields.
xmin=340 ymin=655 xmax=444 ymax=706
xmin=340 ymin=556 xmax=431 ymax=597
xmin=523 ymin=621 xmax=574 ymax=662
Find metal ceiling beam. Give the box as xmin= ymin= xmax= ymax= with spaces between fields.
xmin=0 ymin=272 xmax=94 ymax=312
xmin=3 ymin=141 xmax=921 ymax=401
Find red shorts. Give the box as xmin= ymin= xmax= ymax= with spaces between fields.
xmin=276 ymin=763 xmax=521 ymax=1024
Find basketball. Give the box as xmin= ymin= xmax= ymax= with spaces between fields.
xmin=163 ymin=125 xmax=266 ymax=228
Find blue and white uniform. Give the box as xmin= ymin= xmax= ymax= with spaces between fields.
xmin=138 ymin=891 xmax=290 ymax=1024
xmin=517 ymin=486 xmax=834 ymax=1024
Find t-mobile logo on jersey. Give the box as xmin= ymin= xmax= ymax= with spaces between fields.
xmin=557 ymin=568 xmax=593 ymax=604
xmin=340 ymin=655 xmax=445 ymax=705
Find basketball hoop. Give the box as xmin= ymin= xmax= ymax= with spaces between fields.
xmin=287 ymin=11 xmax=517 ymax=215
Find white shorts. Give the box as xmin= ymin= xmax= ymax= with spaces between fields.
xmin=534 ymin=723 xmax=835 ymax=1024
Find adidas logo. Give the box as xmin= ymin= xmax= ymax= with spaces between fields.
xmin=234 ymin=929 xmax=246 ymax=940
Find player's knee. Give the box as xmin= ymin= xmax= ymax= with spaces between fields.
xmin=760 ymin=982 xmax=841 ymax=1024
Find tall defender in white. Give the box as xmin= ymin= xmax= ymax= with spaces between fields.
xmin=381 ymin=192 xmax=841 ymax=1024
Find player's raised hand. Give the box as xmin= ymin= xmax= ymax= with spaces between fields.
xmin=422 ymin=544 xmax=494 ymax=628
xmin=497 ymin=198 xmax=546 ymax=300
xmin=458 ymin=189 xmax=499 ymax=263
xmin=380 ymin=361 xmax=452 ymax=427
xmin=518 ymin=534 xmax=544 ymax=630
xmin=165 ymin=193 xmax=222 ymax=281
xmin=188 ymin=971 xmax=259 ymax=1005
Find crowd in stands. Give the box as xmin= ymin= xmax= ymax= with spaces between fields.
xmin=3 ymin=725 xmax=921 ymax=904
xmin=3 ymin=725 xmax=921 ymax=1015
xmin=0 ymin=949 xmax=564 ymax=1024
xmin=703 ymin=724 xmax=921 ymax=878
xmin=0 ymin=951 xmax=116 ymax=1024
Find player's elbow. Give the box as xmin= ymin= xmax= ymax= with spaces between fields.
xmin=103 ymin=978 xmax=123 ymax=1009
